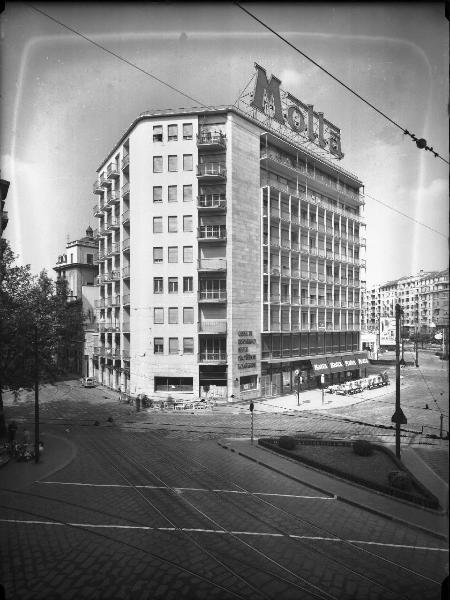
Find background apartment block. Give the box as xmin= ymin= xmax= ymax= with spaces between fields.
xmin=363 ymin=268 xmax=449 ymax=336
xmin=92 ymin=106 xmax=367 ymax=400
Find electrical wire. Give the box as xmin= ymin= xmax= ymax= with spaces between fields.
xmin=234 ymin=2 xmax=449 ymax=165
xmin=23 ymin=3 xmax=449 ymax=238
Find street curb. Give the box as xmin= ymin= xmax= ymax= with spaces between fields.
xmin=217 ymin=440 xmax=448 ymax=541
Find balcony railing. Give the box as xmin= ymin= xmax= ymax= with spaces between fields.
xmin=197 ymin=257 xmax=227 ymax=271
xmin=197 ymin=194 xmax=226 ymax=209
xmin=93 ymin=203 xmax=104 ymax=216
xmin=122 ymin=294 xmax=130 ymax=305
xmin=197 ymin=163 xmax=226 ymax=178
xmin=122 ymin=266 xmax=130 ymax=278
xmin=121 ymin=153 xmax=129 ymax=170
xmin=107 ymin=242 xmax=120 ymax=256
xmin=198 ymin=290 xmax=227 ymax=302
xmin=196 ymin=132 xmax=226 ymax=148
xmin=122 ymin=320 xmax=130 ymax=332
xmin=107 ymin=163 xmax=120 ymax=179
xmin=121 ymin=210 xmax=130 ymax=225
xmin=198 ymin=352 xmax=227 ymax=363
xmin=198 ymin=225 xmax=226 ymax=240
xmin=106 ymin=217 xmax=120 ymax=230
xmin=93 ymin=179 xmax=103 ymax=194
xmin=106 ymin=190 xmax=120 ymax=206
xmin=121 ymin=182 xmax=130 ymax=197
xmin=198 ymin=320 xmax=227 ymax=333
xmin=100 ymin=172 xmax=111 ymax=187
xmin=122 ymin=238 xmax=130 ymax=252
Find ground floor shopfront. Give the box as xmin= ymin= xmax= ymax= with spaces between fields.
xmin=260 ymin=352 xmax=369 ymax=397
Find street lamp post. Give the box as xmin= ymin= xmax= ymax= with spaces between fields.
xmin=392 ymin=304 xmax=407 ymax=459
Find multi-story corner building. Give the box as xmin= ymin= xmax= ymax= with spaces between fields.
xmin=92 ymin=65 xmax=367 ymax=400
xmin=363 ymin=268 xmax=449 ymax=338
xmin=53 ymin=227 xmax=99 ymax=376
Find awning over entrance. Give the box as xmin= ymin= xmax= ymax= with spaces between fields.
xmin=341 ymin=354 xmax=358 ymax=370
xmin=310 ymin=357 xmax=331 ymax=375
xmin=354 ymin=352 xmax=370 ymax=366
xmin=327 ymin=356 xmax=345 ymax=373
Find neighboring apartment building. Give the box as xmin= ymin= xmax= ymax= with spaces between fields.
xmin=92 ymin=65 xmax=367 ymax=400
xmin=363 ymin=268 xmax=449 ymax=337
xmin=53 ymin=227 xmax=99 ymax=376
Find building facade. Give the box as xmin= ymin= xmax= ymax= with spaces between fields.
xmin=53 ymin=227 xmax=99 ymax=376
xmin=92 ymin=69 xmax=367 ymax=400
xmin=363 ymin=268 xmax=449 ymax=339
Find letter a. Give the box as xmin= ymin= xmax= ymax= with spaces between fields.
xmin=251 ymin=63 xmax=284 ymax=124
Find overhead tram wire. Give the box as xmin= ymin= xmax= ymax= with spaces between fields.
xmin=26 ymin=3 xmax=448 ymax=239
xmin=234 ymin=2 xmax=449 ymax=166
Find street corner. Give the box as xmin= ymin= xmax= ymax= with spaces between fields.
xmin=0 ymin=431 xmax=77 ymax=492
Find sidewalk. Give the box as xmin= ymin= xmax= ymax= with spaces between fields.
xmin=218 ymin=437 xmax=449 ymax=540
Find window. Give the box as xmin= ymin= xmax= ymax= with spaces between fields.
xmin=183 ymin=123 xmax=193 ymax=140
xmin=183 ymin=184 xmax=192 ymax=202
xmin=168 ymin=155 xmax=178 ymax=172
xmin=153 ymin=156 xmax=163 ymax=173
xmin=183 ymin=215 xmax=193 ymax=232
xmin=86 ymin=254 xmax=93 ymax=265
xmin=154 ymin=308 xmax=164 ymax=324
xmin=153 ymin=186 xmax=162 ymax=203
xmin=153 ymin=247 xmax=163 ymax=263
xmin=153 ymin=217 xmax=163 ymax=233
xmin=168 ymin=185 xmax=177 ymax=202
xmin=168 ymin=216 xmax=178 ymax=233
xmin=169 ymin=338 xmax=179 ymax=354
xmin=168 ymin=307 xmax=178 ymax=324
xmin=183 ymin=276 xmax=193 ymax=292
xmin=183 ymin=246 xmax=193 ymax=263
xmin=168 ymin=277 xmax=178 ymax=293
xmin=183 ymin=307 xmax=194 ymax=324
xmin=154 ymin=338 xmax=164 ymax=354
xmin=183 ymin=154 xmax=193 ymax=171
xmin=168 ymin=124 xmax=178 ymax=141
xmin=168 ymin=246 xmax=178 ymax=263
xmin=153 ymin=277 xmax=163 ymax=293
xmin=153 ymin=125 xmax=163 ymax=142
xmin=183 ymin=337 xmax=194 ymax=354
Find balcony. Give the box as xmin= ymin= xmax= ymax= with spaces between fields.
xmin=107 ymin=242 xmax=120 ymax=256
xmin=100 ymin=172 xmax=111 ymax=188
xmin=111 ymin=348 xmax=122 ymax=359
xmin=198 ymin=352 xmax=227 ymax=364
xmin=198 ymin=290 xmax=227 ymax=302
xmin=111 ymin=270 xmax=121 ymax=281
xmin=107 ymin=163 xmax=120 ymax=179
xmin=110 ymin=294 xmax=121 ymax=307
xmin=198 ymin=225 xmax=226 ymax=241
xmin=197 ymin=163 xmax=226 ymax=180
xmin=105 ymin=190 xmax=120 ymax=207
xmin=122 ymin=210 xmax=130 ymax=226
xmin=122 ymin=349 xmax=130 ymax=359
xmin=198 ymin=319 xmax=227 ymax=333
xmin=122 ymin=294 xmax=130 ymax=306
xmin=121 ymin=153 xmax=129 ymax=170
xmin=93 ymin=179 xmax=103 ymax=194
xmin=197 ymin=132 xmax=226 ymax=150
xmin=122 ymin=266 xmax=130 ymax=278
xmin=106 ymin=217 xmax=120 ymax=231
xmin=121 ymin=182 xmax=130 ymax=197
xmin=197 ymin=194 xmax=226 ymax=211
xmin=93 ymin=202 xmax=104 ymax=217
xmin=197 ymin=257 xmax=227 ymax=271
xmin=122 ymin=238 xmax=130 ymax=252
xmin=122 ymin=320 xmax=130 ymax=333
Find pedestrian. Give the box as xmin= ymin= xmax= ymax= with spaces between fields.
xmin=118 ymin=386 xmax=122 ymax=403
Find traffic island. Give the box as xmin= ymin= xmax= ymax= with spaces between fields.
xmin=258 ymin=436 xmax=441 ymax=511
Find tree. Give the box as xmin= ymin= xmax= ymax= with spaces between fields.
xmin=0 ymin=240 xmax=84 ymax=435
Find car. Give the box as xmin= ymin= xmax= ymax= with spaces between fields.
xmin=82 ymin=377 xmax=96 ymax=388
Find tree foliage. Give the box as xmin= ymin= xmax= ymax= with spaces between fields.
xmin=0 ymin=239 xmax=84 ymax=394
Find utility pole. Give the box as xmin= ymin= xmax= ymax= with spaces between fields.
xmin=249 ymin=401 xmax=254 ymax=445
xmin=392 ymin=304 xmax=407 ymax=459
xmin=34 ymin=325 xmax=40 ymax=464
xmin=415 ymin=326 xmax=419 ymax=367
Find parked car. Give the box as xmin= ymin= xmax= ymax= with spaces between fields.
xmin=82 ymin=377 xmax=96 ymax=388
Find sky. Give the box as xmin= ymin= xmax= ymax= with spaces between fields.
xmin=1 ymin=2 xmax=448 ymax=287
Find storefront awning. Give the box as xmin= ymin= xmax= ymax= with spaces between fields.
xmin=354 ymin=352 xmax=370 ymax=366
xmin=327 ymin=356 xmax=346 ymax=373
xmin=341 ymin=354 xmax=358 ymax=370
xmin=310 ymin=357 xmax=331 ymax=375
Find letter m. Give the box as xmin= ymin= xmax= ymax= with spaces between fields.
xmin=251 ymin=63 xmax=284 ymax=124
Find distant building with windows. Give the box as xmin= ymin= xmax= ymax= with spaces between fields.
xmin=363 ymin=268 xmax=449 ymax=337
xmin=92 ymin=66 xmax=367 ymax=400
xmin=53 ymin=227 xmax=99 ymax=376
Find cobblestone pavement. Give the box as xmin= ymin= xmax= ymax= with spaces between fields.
xmin=1 ymin=424 xmax=448 ymax=600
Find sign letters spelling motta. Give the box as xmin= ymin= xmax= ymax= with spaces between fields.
xmin=250 ymin=63 xmax=344 ymax=159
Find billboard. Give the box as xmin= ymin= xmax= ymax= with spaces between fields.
xmin=379 ymin=317 xmax=396 ymax=346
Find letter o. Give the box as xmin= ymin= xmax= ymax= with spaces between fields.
xmin=287 ymin=105 xmax=306 ymax=132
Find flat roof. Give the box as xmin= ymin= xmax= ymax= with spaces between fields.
xmin=96 ymin=105 xmax=362 ymax=185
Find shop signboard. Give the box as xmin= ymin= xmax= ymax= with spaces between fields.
xmin=341 ymin=355 xmax=358 ymax=370
xmin=379 ymin=317 xmax=396 ymax=346
xmin=354 ymin=352 xmax=370 ymax=366
xmin=327 ymin=356 xmax=345 ymax=373
xmin=310 ymin=357 xmax=330 ymax=375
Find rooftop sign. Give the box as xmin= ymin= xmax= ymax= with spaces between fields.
xmin=249 ymin=63 xmax=344 ymax=160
